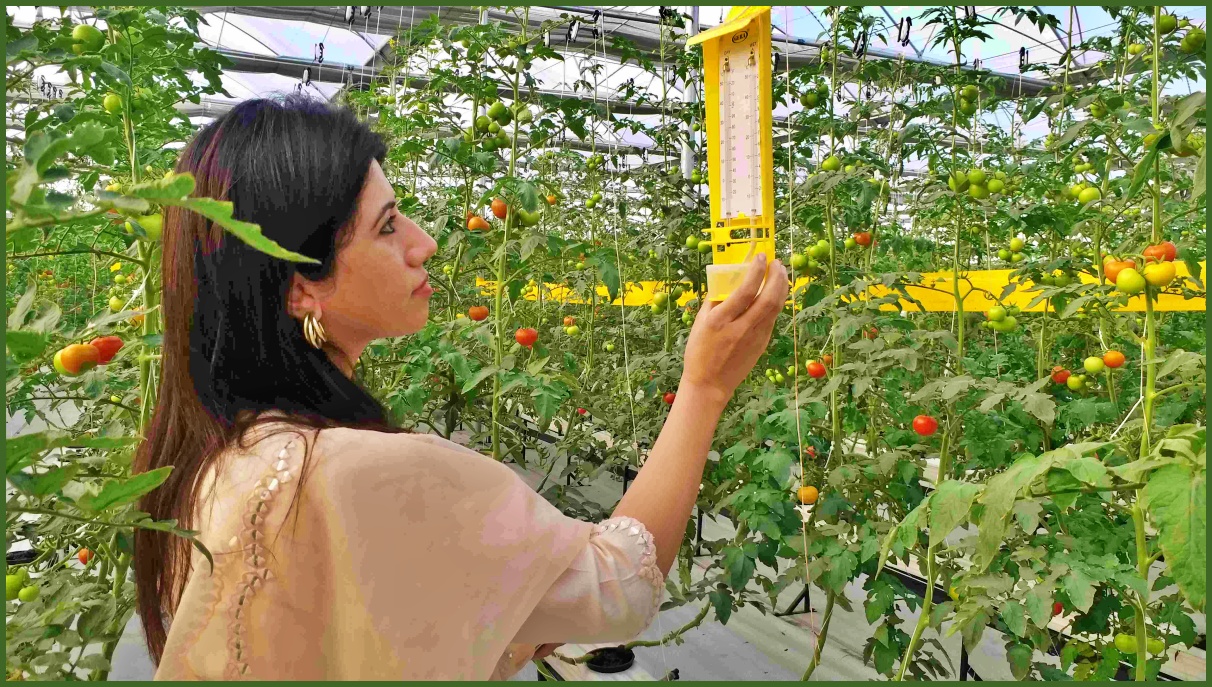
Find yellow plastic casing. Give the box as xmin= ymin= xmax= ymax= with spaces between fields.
xmin=688 ymin=6 xmax=776 ymax=302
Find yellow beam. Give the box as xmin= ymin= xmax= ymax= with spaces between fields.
xmin=475 ymin=261 xmax=1205 ymax=313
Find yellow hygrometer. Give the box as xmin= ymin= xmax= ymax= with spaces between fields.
xmin=687 ymin=6 xmax=776 ymax=301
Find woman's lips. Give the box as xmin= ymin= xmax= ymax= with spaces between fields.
xmin=412 ymin=274 xmax=433 ymax=297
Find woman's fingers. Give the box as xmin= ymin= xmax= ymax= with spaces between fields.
xmin=740 ymin=259 xmax=789 ymax=330
xmin=711 ymin=255 xmax=770 ymax=322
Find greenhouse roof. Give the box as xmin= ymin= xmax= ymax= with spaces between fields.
xmin=7 ymin=5 xmax=1206 ymax=156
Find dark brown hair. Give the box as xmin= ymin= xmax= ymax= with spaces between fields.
xmin=132 ymin=94 xmax=409 ymax=664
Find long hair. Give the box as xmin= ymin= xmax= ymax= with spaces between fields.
xmin=132 ymin=93 xmax=409 ymax=664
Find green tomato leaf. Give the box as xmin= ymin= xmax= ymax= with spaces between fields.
xmin=75 ymin=466 xmax=173 ymax=512
xmin=173 ymin=197 xmax=318 ymax=264
xmin=927 ymin=479 xmax=982 ymax=549
xmin=1142 ymin=462 xmax=1206 ymax=612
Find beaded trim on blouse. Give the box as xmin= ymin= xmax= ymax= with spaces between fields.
xmin=222 ymin=439 xmax=298 ymax=679
xmin=590 ymin=516 xmax=664 ymax=633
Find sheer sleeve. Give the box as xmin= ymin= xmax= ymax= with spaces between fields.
xmin=511 ymin=516 xmax=665 ymax=645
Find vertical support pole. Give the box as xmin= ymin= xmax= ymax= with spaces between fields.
xmin=680 ymin=6 xmax=700 ymax=183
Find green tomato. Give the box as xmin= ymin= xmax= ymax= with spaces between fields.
xmin=959 ymin=98 xmax=977 ymax=116
xmin=1078 ymin=187 xmax=1102 ymax=204
xmin=653 ymin=292 xmax=669 ymax=307
xmin=998 ymin=248 xmax=1011 ymax=261
xmin=1115 ymin=268 xmax=1146 ymax=294
xmin=1158 ymin=14 xmax=1177 ymax=35
xmin=790 ymin=253 xmax=809 ymax=269
xmin=487 ymin=101 xmax=507 ymax=119
xmin=988 ymin=305 xmax=1006 ymax=322
xmin=774 ymin=373 xmax=785 ymax=383
xmin=574 ymin=262 xmax=585 ymax=270
xmin=1066 ymin=374 xmax=1085 ymax=391
xmin=670 ymin=286 xmax=685 ymax=300
xmin=986 ymin=179 xmax=1005 ymax=194
xmin=682 ymin=311 xmax=693 ymax=325
xmin=565 ymin=325 xmax=580 ymax=336
xmin=1009 ymin=237 xmax=1025 ymax=252
xmin=6 ymin=574 xmax=22 ymax=601
xmin=1084 ymin=356 xmax=1106 ymax=374
xmin=961 ymin=84 xmax=979 ymax=101
xmin=844 ymin=237 xmax=857 ymax=249
xmin=71 ymin=24 xmax=106 ymax=53
xmin=1147 ymin=638 xmax=1166 ymax=655
xmin=475 ymin=115 xmax=491 ymax=132
xmin=821 ymin=155 xmax=842 ymax=172
xmin=103 ymin=93 xmax=123 ymax=114
xmin=698 ymin=240 xmax=713 ymax=254
xmin=605 ymin=343 xmax=616 ymax=352
xmin=690 ymin=170 xmax=702 ymax=183
xmin=1114 ymin=633 xmax=1137 ymax=654
xmin=685 ymin=235 xmax=700 ymax=250
xmin=17 ymin=585 xmax=39 ymax=603
xmin=968 ymin=183 xmax=989 ymax=200
xmin=1010 ymin=252 xmax=1025 ymax=263
xmin=967 ymin=169 xmax=987 ymax=186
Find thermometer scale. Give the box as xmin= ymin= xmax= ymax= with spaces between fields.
xmin=687 ymin=6 xmax=776 ymax=301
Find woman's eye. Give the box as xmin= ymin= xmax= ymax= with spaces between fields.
xmin=381 ymin=217 xmax=397 ymax=234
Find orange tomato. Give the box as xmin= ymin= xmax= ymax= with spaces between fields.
xmin=53 ymin=344 xmax=102 ymax=376
xmin=468 ymin=306 xmax=489 ymax=321
xmin=77 ymin=549 xmax=94 ymax=565
xmin=491 ymin=198 xmax=508 ymax=219
xmin=1102 ymin=350 xmax=1126 ymax=368
xmin=821 ymin=354 xmax=833 ymax=367
xmin=467 ymin=215 xmax=491 ymax=231
xmin=797 ymin=486 xmax=819 ymax=505
xmin=1104 ymin=259 xmax=1135 ymax=283
xmin=563 ymin=315 xmax=576 ymax=327
xmin=546 ymin=195 xmax=557 ymax=206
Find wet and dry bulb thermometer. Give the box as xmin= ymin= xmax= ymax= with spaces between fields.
xmin=687 ymin=6 xmax=775 ymax=301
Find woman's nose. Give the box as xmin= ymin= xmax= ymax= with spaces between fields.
xmin=410 ymin=225 xmax=438 ymax=265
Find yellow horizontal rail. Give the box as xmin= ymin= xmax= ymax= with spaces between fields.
xmin=475 ymin=261 xmax=1205 ymax=313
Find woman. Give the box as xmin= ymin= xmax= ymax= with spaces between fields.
xmin=133 ymin=93 xmax=788 ymax=680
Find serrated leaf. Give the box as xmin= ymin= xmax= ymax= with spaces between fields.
xmin=1053 ymin=119 xmax=1091 ymax=149
xmin=928 ymin=480 xmax=981 ymax=549
xmin=6 ymin=329 xmax=48 ymax=362
xmin=75 ymin=466 xmax=173 ymax=512
xmin=1195 ymin=145 xmax=1206 ymax=200
xmin=461 ymin=365 xmax=498 ymax=393
xmin=1142 ymin=463 xmax=1206 ymax=612
xmin=1000 ymin=599 xmax=1027 ymax=637
xmin=973 ymin=453 xmax=1055 ymax=572
xmin=7 ymin=278 xmax=38 ymax=329
xmin=99 ymin=61 xmax=133 ymax=87
xmin=1127 ymin=138 xmax=1164 ymax=200
xmin=174 ymin=198 xmax=318 ymax=264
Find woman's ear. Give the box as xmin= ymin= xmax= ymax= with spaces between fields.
xmin=286 ymin=273 xmax=321 ymax=320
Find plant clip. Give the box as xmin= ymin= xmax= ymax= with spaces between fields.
xmin=854 ymin=29 xmax=870 ymax=58
xmin=897 ymin=17 xmax=913 ymax=47
xmin=314 ymin=42 xmax=325 ymax=64
xmin=567 ymin=19 xmax=579 ymax=43
xmin=591 ymin=10 xmax=602 ymax=40
xmin=973 ymin=58 xmax=982 ymax=72
xmin=1018 ymin=47 xmax=1029 ymax=72
xmin=343 ymin=6 xmax=355 ymax=26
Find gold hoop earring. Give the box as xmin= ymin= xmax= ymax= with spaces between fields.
xmin=302 ymin=312 xmax=327 ymax=349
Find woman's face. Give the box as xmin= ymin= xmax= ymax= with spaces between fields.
xmin=288 ymin=160 xmax=437 ymax=369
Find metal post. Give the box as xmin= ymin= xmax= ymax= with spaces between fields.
xmin=680 ymin=6 xmax=700 ymax=183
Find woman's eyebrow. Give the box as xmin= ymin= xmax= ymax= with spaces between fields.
xmin=373 ymin=199 xmax=396 ymax=225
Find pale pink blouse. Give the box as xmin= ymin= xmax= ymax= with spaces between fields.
xmin=154 ymin=422 xmax=663 ymax=681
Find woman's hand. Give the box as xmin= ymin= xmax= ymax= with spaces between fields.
xmin=532 ymin=643 xmax=563 ymax=660
xmin=680 ymin=255 xmax=789 ymax=410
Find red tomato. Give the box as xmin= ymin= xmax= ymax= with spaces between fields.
xmin=662 ymin=391 xmax=676 ymax=404
xmin=1102 ymin=350 xmax=1126 ymax=368
xmin=805 ymin=446 xmax=816 ymax=457
xmin=468 ymin=305 xmax=489 ymax=321
xmin=491 ymin=198 xmax=508 ymax=219
xmin=1053 ymin=601 xmax=1063 ymax=616
xmin=577 ymin=407 xmax=587 ymax=415
xmin=88 ymin=336 xmax=124 ymax=364
xmin=912 ymin=415 xmax=939 ymax=437
xmin=863 ymin=326 xmax=879 ymax=340
xmin=806 ymin=361 xmax=827 ymax=378
xmin=1051 ymin=366 xmax=1071 ymax=384
xmin=514 ymin=327 xmax=538 ymax=348
xmin=854 ymin=231 xmax=873 ymax=247
xmin=78 ymin=548 xmax=95 ymax=565
xmin=1142 ymin=241 xmax=1177 ymax=263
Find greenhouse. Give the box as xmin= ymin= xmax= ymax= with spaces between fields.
xmin=4 ymin=4 xmax=1207 ymax=682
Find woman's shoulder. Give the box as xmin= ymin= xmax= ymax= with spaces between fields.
xmin=306 ymin=426 xmax=512 ymax=493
